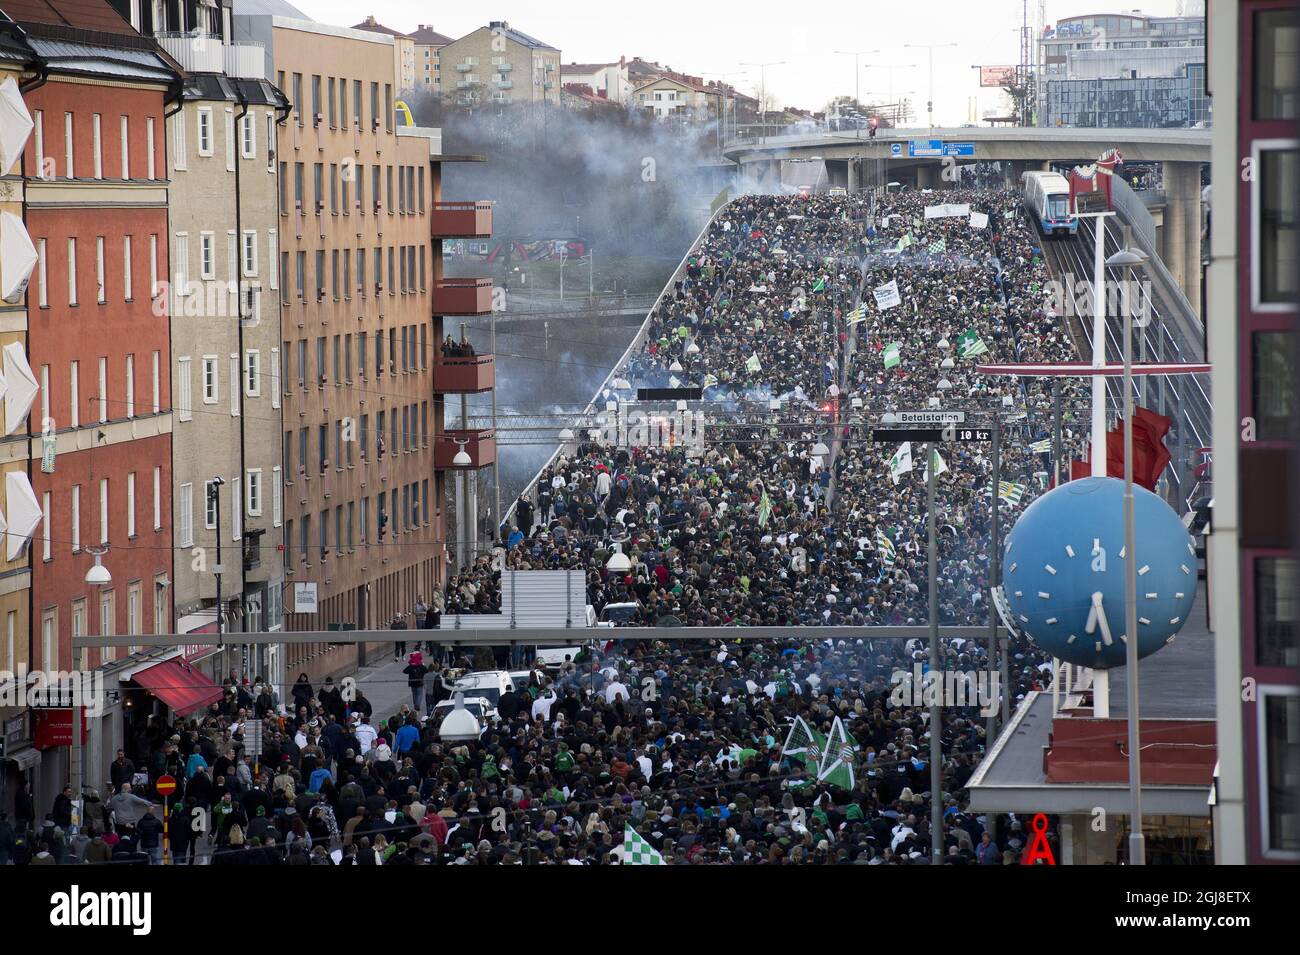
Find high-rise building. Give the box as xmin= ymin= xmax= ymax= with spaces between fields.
xmin=111 ymin=0 xmax=290 ymax=685
xmin=234 ymin=3 xmax=495 ymax=681
xmin=1039 ymin=11 xmax=1208 ymax=128
xmin=1206 ymin=0 xmax=1299 ymax=864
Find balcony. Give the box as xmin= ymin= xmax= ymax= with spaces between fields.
xmin=433 ymin=354 xmax=495 ymax=393
xmin=494 ymin=78 xmax=513 ymax=90
xmin=429 ymin=201 xmax=492 ymax=238
xmin=435 ymin=428 xmax=496 ymax=470
xmin=157 ymin=32 xmax=224 ymax=73
xmin=455 ymin=59 xmax=477 ymax=72
xmin=432 ymin=277 xmax=493 ymax=314
xmin=224 ymin=42 xmax=266 ymax=80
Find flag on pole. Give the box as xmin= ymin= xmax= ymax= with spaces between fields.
xmin=921 ymin=448 xmax=948 ymax=480
xmin=819 ymin=716 xmax=858 ymax=789
xmin=877 ymin=528 xmax=896 ymax=567
xmin=745 ymin=353 xmax=762 ymax=374
xmin=757 ymin=490 xmax=772 ymax=528
xmin=702 ymin=372 xmax=719 ymax=388
xmin=882 ymin=341 xmax=902 ymax=370
xmin=998 ymin=481 xmax=1027 ymax=506
xmin=812 ymin=276 xmax=826 ymax=293
xmin=1029 ymin=438 xmax=1052 ymax=454
xmin=846 ymin=303 xmax=868 ymax=324
xmin=957 ymin=328 xmax=989 ymax=358
xmin=781 ymin=715 xmax=827 ymax=772
xmin=622 ymin=824 xmax=665 ymax=865
xmin=888 ymin=442 xmax=913 ymax=484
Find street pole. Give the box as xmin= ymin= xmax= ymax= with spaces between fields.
xmin=927 ymin=440 xmax=942 ymax=861
xmin=491 ymin=309 xmax=500 ymax=543
xmin=1120 ymin=255 xmax=1146 ymax=866
xmin=905 ymin=44 xmax=955 ymax=136
xmin=988 ymin=418 xmax=1001 ymax=744
xmin=1088 ymin=212 xmax=1112 ymax=717
xmin=1052 ymin=378 xmax=1063 ymax=487
xmin=211 ymin=479 xmax=224 ymax=649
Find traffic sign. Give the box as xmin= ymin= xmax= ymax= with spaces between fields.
xmin=873 ymin=428 xmax=992 ymax=443
xmin=890 ymin=142 xmax=902 ymax=157
xmin=155 ymin=774 xmax=176 ymax=797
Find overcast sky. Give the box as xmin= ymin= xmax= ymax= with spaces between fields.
xmin=295 ymin=0 xmax=1184 ymax=125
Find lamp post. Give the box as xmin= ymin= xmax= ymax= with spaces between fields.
xmin=208 ymin=476 xmax=226 ymax=646
xmin=904 ymin=43 xmax=956 ymax=134
xmin=834 ymin=50 xmax=879 ymax=137
xmin=1108 ymin=246 xmax=1149 ymax=865
xmin=864 ymin=62 xmax=916 ymax=126
xmin=741 ymin=61 xmax=785 ymax=142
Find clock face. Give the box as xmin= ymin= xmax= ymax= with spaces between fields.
xmin=1002 ymin=477 xmax=1197 ymax=669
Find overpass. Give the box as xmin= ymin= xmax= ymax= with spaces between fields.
xmin=724 ymin=125 xmax=1209 ymax=316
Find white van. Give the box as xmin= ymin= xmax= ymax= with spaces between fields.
xmin=452 ymin=670 xmax=513 ymax=708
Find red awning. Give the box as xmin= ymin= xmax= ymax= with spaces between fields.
xmin=130 ymin=659 xmax=223 ymax=716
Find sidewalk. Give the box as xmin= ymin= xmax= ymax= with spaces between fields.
xmin=353 ymin=652 xmax=416 ymax=723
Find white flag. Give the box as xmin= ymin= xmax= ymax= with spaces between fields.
xmin=873 ymin=279 xmax=901 ymax=311
xmin=889 ymin=442 xmax=913 ymax=484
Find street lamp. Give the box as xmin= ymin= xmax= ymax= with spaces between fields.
xmin=865 ymin=62 xmax=916 ymax=125
xmin=84 ymin=545 xmax=111 ymax=586
xmin=741 ymin=61 xmax=785 ymax=142
xmin=1106 ymin=245 xmax=1149 ymax=866
xmin=833 ymin=50 xmax=880 ymax=137
xmin=606 ymin=543 xmax=631 ymax=573
xmin=904 ymin=42 xmax=957 ymax=134
xmin=451 ymin=438 xmax=472 ymax=467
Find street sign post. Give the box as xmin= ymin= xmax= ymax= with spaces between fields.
xmin=156 ymin=773 xmax=176 ymax=865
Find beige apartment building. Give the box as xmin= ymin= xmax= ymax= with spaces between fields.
xmin=139 ymin=11 xmax=290 ymax=685
xmin=409 ymin=24 xmax=453 ymax=92
xmin=351 ymin=16 xmax=416 ymax=94
xmin=438 ymin=20 xmax=560 ymax=108
xmin=234 ymin=6 xmax=495 ymax=681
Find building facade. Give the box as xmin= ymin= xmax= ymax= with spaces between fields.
xmin=234 ymin=7 xmax=494 ymax=681
xmin=408 ymin=24 xmax=451 ymax=93
xmin=351 ymin=16 xmax=414 ymax=94
xmin=3 ymin=0 xmax=177 ymax=809
xmin=1207 ymin=0 xmax=1299 ymax=864
xmin=437 ymin=21 xmax=559 ymax=109
xmin=560 ymin=59 xmax=630 ymax=105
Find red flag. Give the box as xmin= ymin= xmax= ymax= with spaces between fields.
xmin=1105 ymin=406 xmax=1172 ymax=491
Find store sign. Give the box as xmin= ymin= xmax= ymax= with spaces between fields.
xmin=33 ymin=708 xmax=85 ymax=749
xmin=293 ymin=582 xmax=319 ymax=614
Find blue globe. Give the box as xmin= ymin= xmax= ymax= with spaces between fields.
xmin=1002 ymin=476 xmax=1197 ymax=669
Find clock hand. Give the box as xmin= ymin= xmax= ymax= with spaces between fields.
xmin=1093 ymin=593 xmax=1114 ymax=646
xmin=1085 ymin=600 xmax=1099 ymax=635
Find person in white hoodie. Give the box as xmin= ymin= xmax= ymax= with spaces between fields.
xmin=531 ymin=689 xmax=556 ymax=723
xmin=354 ymin=715 xmax=378 ymax=755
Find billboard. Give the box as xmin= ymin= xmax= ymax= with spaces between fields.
xmin=979 ymin=66 xmax=1017 ymax=87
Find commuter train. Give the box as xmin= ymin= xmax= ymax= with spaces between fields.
xmin=1021 ymin=170 xmax=1078 ymax=237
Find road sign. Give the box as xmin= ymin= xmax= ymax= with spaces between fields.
xmin=891 ymin=410 xmax=965 ymax=424
xmin=293 ymin=582 xmax=318 ymax=614
xmin=155 ymin=774 xmax=176 ymax=797
xmin=908 ymin=139 xmax=945 ymax=157
xmin=890 ymin=142 xmax=902 ymax=157
xmin=943 ymin=143 xmax=975 ymax=157
xmin=873 ymin=428 xmax=992 ymax=443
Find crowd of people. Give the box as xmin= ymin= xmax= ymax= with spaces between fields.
xmin=4 ymin=181 xmax=1083 ymax=865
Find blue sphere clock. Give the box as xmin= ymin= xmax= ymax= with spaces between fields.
xmin=1002 ymin=476 xmax=1197 ymax=669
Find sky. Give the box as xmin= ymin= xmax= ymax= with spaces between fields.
xmin=294 ymin=0 xmax=1186 ymax=126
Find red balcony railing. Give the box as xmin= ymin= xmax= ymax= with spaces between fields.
xmin=432 ymin=278 xmax=493 ymax=315
xmin=435 ymin=428 xmax=496 ymax=470
xmin=430 ymin=201 xmax=493 ymax=238
xmin=433 ymin=354 xmax=495 ymax=393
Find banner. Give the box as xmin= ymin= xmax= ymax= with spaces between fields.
xmin=889 ymin=442 xmax=913 ymax=484
xmin=979 ymin=65 xmax=1017 ymax=87
xmin=924 ymin=203 xmax=971 ymax=220
xmin=969 ymin=211 xmax=989 ymax=229
xmin=873 ymin=280 xmax=902 ymax=311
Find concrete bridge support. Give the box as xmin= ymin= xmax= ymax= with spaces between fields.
xmin=1161 ymin=160 xmax=1203 ymax=318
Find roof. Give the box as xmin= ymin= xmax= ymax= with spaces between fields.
xmin=184 ymin=71 xmax=289 ymax=107
xmin=408 ymin=24 xmax=452 ymax=46
xmin=562 ymin=61 xmax=620 ymax=73
xmin=230 ymin=0 xmax=309 ymax=17
xmin=632 ymin=72 xmax=719 ymax=96
xmin=0 ymin=0 xmax=134 ymax=34
xmin=28 ymin=34 xmax=172 ymax=80
xmin=474 ymin=20 xmax=555 ymax=51
xmin=350 ymin=15 xmax=407 ymax=39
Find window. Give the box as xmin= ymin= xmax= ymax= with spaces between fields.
xmin=91 ymin=113 xmax=102 ymax=178
xmin=99 ymin=477 xmax=109 ymax=544
xmin=69 ymin=361 xmax=79 ymax=427
xmin=1258 ymin=557 xmax=1299 ymax=667
xmin=125 ymin=354 xmax=134 ymax=418
xmin=64 ymin=111 xmax=74 ymax=178
xmin=197 ymin=107 xmax=213 ymax=156
xmin=1262 ymin=691 xmax=1300 ymax=854
xmin=245 ymin=349 xmax=261 ymax=397
xmin=41 ymin=491 xmax=50 ymax=561
xmin=33 ymin=110 xmax=44 ymax=180
xmin=97 ymin=357 xmax=107 ymax=422
xmin=268 ymin=230 xmax=279 ymax=290
xmin=119 ymin=114 xmax=129 ymax=178
xmin=177 ymin=357 xmax=192 ymax=421
xmin=271 ymin=346 xmax=280 ymax=410
xmin=152 ymin=350 xmax=160 ymax=414
xmin=126 ymin=472 xmax=136 ymax=537
xmin=311 ymin=74 xmax=322 ymax=124
xmin=272 ymin=465 xmax=282 ymax=528
xmin=40 ymin=364 xmax=49 ymax=425
xmin=240 ymin=112 xmax=255 ymax=158
xmin=127 ymin=582 xmax=140 ymax=638
xmin=247 ymin=469 xmax=263 ymax=517
xmin=100 ymin=590 xmax=114 ymax=640
xmin=95 ymin=236 xmax=105 ymax=302
xmin=1255 ymin=7 xmax=1300 ymax=121
xmin=41 ymin=610 xmax=56 ymax=671
xmin=71 ymin=484 xmax=81 ymax=552
xmin=179 ymin=483 xmax=193 ymax=546
xmin=204 ymin=480 xmax=218 ymax=529
xmin=146 ymin=116 xmax=155 ymax=179
xmin=199 ymin=231 xmax=215 ymax=281
xmin=202 ymin=355 xmax=218 ymax=404
xmin=1255 ymin=144 xmax=1299 ymax=308
xmin=67 ymin=237 xmax=77 ymax=305
xmin=150 ymin=234 xmax=159 ymax=298
xmin=230 ymin=354 xmax=240 ymax=417
xmin=170 ymin=112 xmax=186 ymax=170
xmin=122 ymin=235 xmax=132 ymax=300
xmin=241 ymin=230 xmax=258 ymax=277
xmin=292 ymin=72 xmax=303 ymax=124
xmin=153 ymin=466 xmax=161 ymax=530
xmin=37 ymin=238 xmax=47 ymax=307
xmin=1254 ymin=332 xmax=1295 ymax=440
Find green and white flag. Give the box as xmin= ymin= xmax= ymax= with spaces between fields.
xmin=846 ymin=303 xmax=868 ymax=324
xmin=745 ymin=353 xmax=762 ymax=374
xmin=877 ymin=528 xmax=896 ymax=567
xmin=927 ymin=237 xmax=947 ymax=254
xmin=757 ymin=490 xmax=772 ymax=528
xmin=702 ymin=372 xmax=719 ymax=388
xmin=998 ymin=481 xmax=1027 ymax=506
xmin=622 ymin=824 xmax=665 ymax=865
xmin=882 ymin=341 xmax=902 ymax=370
xmin=921 ymin=448 xmax=948 ymax=480
xmin=782 ymin=715 xmax=826 ymax=772
xmin=819 ymin=716 xmax=859 ymax=790
xmin=1029 ymin=438 xmax=1052 ymax=454
xmin=888 ymin=442 xmax=913 ymax=484
xmin=812 ymin=276 xmax=826 ymax=293
xmin=957 ymin=328 xmax=989 ymax=358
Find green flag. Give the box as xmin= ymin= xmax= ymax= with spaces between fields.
xmin=921 ymin=448 xmax=948 ymax=480
xmin=812 ymin=276 xmax=826 ymax=292
xmin=757 ymin=490 xmax=772 ymax=528
xmin=927 ymin=237 xmax=946 ymax=254
xmin=745 ymin=353 xmax=762 ymax=374
xmin=883 ymin=342 xmax=902 ymax=370
xmin=1029 ymin=438 xmax=1051 ymax=454
xmin=957 ymin=327 xmax=989 ymax=358
xmin=888 ymin=442 xmax=913 ymax=484
xmin=998 ymin=481 xmax=1027 ymax=506
xmin=818 ymin=716 xmax=858 ymax=789
xmin=782 ymin=715 xmax=826 ymax=773
xmin=622 ymin=824 xmax=665 ymax=865
xmin=877 ymin=528 xmax=896 ymax=568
